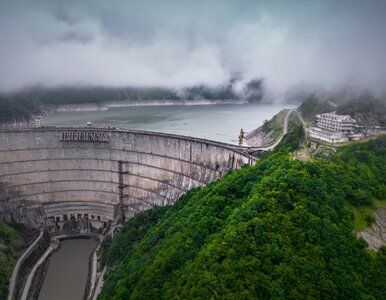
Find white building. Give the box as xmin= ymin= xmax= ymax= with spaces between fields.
xmin=313 ymin=113 xmax=355 ymax=134
xmin=309 ymin=112 xmax=360 ymax=143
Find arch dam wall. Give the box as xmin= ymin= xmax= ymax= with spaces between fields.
xmin=0 ymin=128 xmax=255 ymax=232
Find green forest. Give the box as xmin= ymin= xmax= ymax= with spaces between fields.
xmin=98 ymin=129 xmax=386 ymax=299
xmin=0 ymin=80 xmax=264 ymax=124
xmin=298 ymin=94 xmax=386 ymax=126
xmin=0 ymin=222 xmax=25 ymax=299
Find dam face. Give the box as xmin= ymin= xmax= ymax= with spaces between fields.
xmin=0 ymin=127 xmax=254 ymax=232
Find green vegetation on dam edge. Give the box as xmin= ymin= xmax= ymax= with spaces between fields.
xmin=99 ymin=129 xmax=386 ymax=299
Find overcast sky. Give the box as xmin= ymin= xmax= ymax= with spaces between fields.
xmin=1 ymin=0 xmax=386 ymax=96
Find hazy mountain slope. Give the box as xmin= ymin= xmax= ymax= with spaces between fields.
xmin=298 ymin=94 xmax=386 ymax=126
xmin=0 ymin=79 xmax=264 ymax=124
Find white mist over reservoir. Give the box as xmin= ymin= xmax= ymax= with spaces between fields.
xmin=43 ymin=103 xmax=294 ymax=144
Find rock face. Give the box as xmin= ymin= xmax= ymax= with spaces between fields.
xmin=0 ymin=128 xmax=255 ymax=232
xmin=358 ymin=209 xmax=386 ymax=251
xmin=245 ymin=126 xmax=276 ymax=147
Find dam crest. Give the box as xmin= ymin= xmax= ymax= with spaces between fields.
xmin=0 ymin=127 xmax=255 ymax=234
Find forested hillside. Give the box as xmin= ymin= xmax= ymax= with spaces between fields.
xmin=298 ymin=94 xmax=386 ymax=126
xmin=0 ymin=79 xmax=264 ymax=124
xmin=98 ymin=130 xmax=386 ymax=299
xmin=0 ymin=222 xmax=26 ymax=299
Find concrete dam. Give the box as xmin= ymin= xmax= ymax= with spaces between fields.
xmin=0 ymin=127 xmax=255 ymax=233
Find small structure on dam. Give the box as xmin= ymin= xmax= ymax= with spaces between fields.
xmin=0 ymin=127 xmax=255 ymax=234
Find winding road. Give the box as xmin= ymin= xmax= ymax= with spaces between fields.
xmin=244 ymin=108 xmax=295 ymax=152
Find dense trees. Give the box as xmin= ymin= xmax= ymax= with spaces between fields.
xmin=298 ymin=94 xmax=386 ymax=126
xmin=336 ymin=95 xmax=386 ymax=126
xmin=0 ymin=95 xmax=40 ymax=123
xmin=0 ymin=221 xmax=24 ymax=299
xmin=0 ymin=83 xmax=245 ymax=124
xmin=0 ymin=87 xmax=180 ymax=123
xmin=98 ymin=134 xmax=386 ymax=299
xmin=297 ymin=95 xmax=335 ymax=121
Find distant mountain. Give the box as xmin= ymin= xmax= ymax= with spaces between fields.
xmin=298 ymin=93 xmax=386 ymax=126
xmin=0 ymin=79 xmax=264 ymax=124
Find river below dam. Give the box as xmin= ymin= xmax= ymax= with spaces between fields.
xmin=38 ymin=239 xmax=99 ymax=300
xmin=43 ymin=103 xmax=294 ymax=144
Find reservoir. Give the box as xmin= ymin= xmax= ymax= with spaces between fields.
xmin=39 ymin=239 xmax=99 ymax=300
xmin=44 ymin=103 xmax=294 ymax=144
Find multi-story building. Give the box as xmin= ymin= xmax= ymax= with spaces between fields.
xmin=309 ymin=112 xmax=360 ymax=143
xmin=313 ymin=113 xmax=355 ymax=134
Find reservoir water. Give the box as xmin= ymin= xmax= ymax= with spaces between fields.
xmin=43 ymin=103 xmax=294 ymax=144
xmin=39 ymin=239 xmax=98 ymax=300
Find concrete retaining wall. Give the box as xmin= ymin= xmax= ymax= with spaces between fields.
xmin=7 ymin=230 xmax=51 ymax=300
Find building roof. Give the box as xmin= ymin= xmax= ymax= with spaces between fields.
xmin=316 ymin=112 xmax=355 ymax=122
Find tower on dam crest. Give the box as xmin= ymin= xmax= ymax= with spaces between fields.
xmin=0 ymin=127 xmax=255 ymax=234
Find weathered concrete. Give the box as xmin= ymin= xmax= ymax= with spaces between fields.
xmin=0 ymin=127 xmax=255 ymax=231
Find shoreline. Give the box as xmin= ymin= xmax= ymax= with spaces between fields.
xmin=0 ymin=99 xmax=250 ymax=128
xmin=0 ymin=99 xmax=290 ymax=129
xmin=53 ymin=99 xmax=249 ymax=112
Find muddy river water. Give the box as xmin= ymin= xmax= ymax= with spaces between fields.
xmin=38 ymin=239 xmax=99 ymax=300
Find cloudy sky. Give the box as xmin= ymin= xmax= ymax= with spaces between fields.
xmin=0 ymin=0 xmax=386 ymax=95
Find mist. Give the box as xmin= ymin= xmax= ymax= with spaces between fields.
xmin=1 ymin=0 xmax=386 ymax=99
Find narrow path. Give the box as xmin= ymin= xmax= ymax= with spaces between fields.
xmin=294 ymin=109 xmax=309 ymax=145
xmin=294 ymin=109 xmax=306 ymax=128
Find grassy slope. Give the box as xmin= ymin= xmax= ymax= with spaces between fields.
xmin=261 ymin=110 xmax=287 ymax=137
xmin=0 ymin=222 xmax=25 ymax=300
xmin=351 ymin=200 xmax=386 ymax=232
xmin=245 ymin=109 xmax=288 ymax=147
xmin=99 ymin=132 xmax=386 ymax=299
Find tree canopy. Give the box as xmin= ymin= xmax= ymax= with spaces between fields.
xmin=99 ymin=133 xmax=386 ymax=299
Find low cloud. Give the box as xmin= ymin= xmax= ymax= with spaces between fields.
xmin=1 ymin=0 xmax=386 ymax=99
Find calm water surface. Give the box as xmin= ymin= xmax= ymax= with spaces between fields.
xmin=44 ymin=104 xmax=294 ymax=144
xmin=39 ymin=239 xmax=98 ymax=300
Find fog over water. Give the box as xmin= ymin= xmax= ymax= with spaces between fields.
xmin=1 ymin=0 xmax=386 ymax=98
